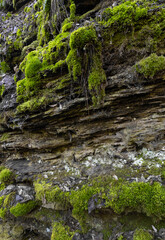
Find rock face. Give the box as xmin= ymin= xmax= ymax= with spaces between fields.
xmin=0 ymin=0 xmax=165 ymax=239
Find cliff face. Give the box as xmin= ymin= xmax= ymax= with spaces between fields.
xmin=0 ymin=0 xmax=165 ymax=239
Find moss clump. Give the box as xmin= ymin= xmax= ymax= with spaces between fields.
xmin=0 ymin=169 xmax=13 ymax=184
xmin=69 ymin=26 xmax=97 ymax=50
xmin=34 ymin=181 xmax=69 ymax=209
xmin=105 ymin=181 xmax=165 ymax=219
xmin=10 ymin=200 xmax=38 ymax=217
xmin=25 ymin=53 xmax=42 ymax=78
xmin=70 ymin=0 xmax=76 ymax=21
xmin=0 ymin=61 xmax=10 ymax=73
xmin=16 ymin=96 xmax=46 ymax=113
xmin=51 ymin=222 xmax=75 ymax=240
xmin=62 ymin=22 xmax=73 ymax=33
xmin=17 ymin=51 xmax=42 ymax=102
xmin=66 ymin=26 xmax=106 ymax=104
xmin=0 ymin=84 xmax=5 ymax=97
xmin=101 ymin=0 xmax=148 ymax=31
xmin=135 ymin=53 xmax=165 ymax=78
xmin=133 ymin=229 xmax=153 ymax=240
xmin=0 ymin=208 xmax=7 ymax=219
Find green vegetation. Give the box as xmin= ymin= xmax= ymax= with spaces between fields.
xmin=66 ymin=26 xmax=106 ymax=104
xmin=135 ymin=53 xmax=165 ymax=78
xmin=0 ymin=61 xmax=10 ymax=73
xmin=17 ymin=51 xmax=42 ymax=102
xmin=10 ymin=200 xmax=38 ymax=217
xmin=16 ymin=96 xmax=46 ymax=113
xmin=101 ymin=0 xmax=148 ymax=28
xmin=133 ymin=229 xmax=153 ymax=240
xmin=0 ymin=84 xmax=5 ymax=97
xmin=0 ymin=168 xmax=13 ymax=183
xmin=51 ymin=222 xmax=75 ymax=240
xmin=34 ymin=181 xmax=69 ymax=209
xmin=70 ymin=0 xmax=76 ymax=21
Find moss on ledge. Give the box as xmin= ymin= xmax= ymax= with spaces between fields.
xmin=10 ymin=200 xmax=38 ymax=217
xmin=135 ymin=53 xmax=165 ymax=78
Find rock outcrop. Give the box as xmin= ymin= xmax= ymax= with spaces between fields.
xmin=0 ymin=0 xmax=165 ymax=239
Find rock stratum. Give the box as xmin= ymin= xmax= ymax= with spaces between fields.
xmin=0 ymin=0 xmax=165 ymax=239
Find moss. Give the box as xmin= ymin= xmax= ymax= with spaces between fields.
xmin=51 ymin=222 xmax=75 ymax=240
xmin=25 ymin=53 xmax=42 ymax=78
xmin=62 ymin=22 xmax=73 ymax=33
xmin=0 ymin=61 xmax=10 ymax=73
xmin=16 ymin=29 xmax=22 ymax=38
xmin=133 ymin=229 xmax=153 ymax=240
xmin=135 ymin=53 xmax=165 ymax=78
xmin=69 ymin=26 xmax=97 ymax=50
xmin=0 ymin=169 xmax=13 ymax=184
xmin=10 ymin=200 xmax=38 ymax=217
xmin=70 ymin=0 xmax=76 ymax=21
xmin=17 ymin=51 xmax=42 ymax=102
xmin=34 ymin=181 xmax=69 ymax=209
xmin=0 ymin=208 xmax=7 ymax=219
xmin=66 ymin=26 xmax=106 ymax=104
xmin=0 ymin=133 xmax=10 ymax=142
xmin=0 ymin=84 xmax=5 ymax=97
xmin=101 ymin=1 xmax=148 ymax=31
xmin=16 ymin=96 xmax=46 ymax=113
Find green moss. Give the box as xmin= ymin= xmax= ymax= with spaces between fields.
xmin=62 ymin=22 xmax=73 ymax=33
xmin=66 ymin=26 xmax=106 ymax=104
xmin=16 ymin=29 xmax=22 ymax=37
xmin=133 ymin=229 xmax=153 ymax=240
xmin=25 ymin=53 xmax=42 ymax=78
xmin=66 ymin=49 xmax=82 ymax=81
xmin=0 ymin=61 xmax=10 ymax=73
xmin=51 ymin=222 xmax=75 ymax=240
xmin=0 ymin=196 xmax=4 ymax=207
xmin=101 ymin=1 xmax=148 ymax=31
xmin=16 ymin=96 xmax=46 ymax=113
xmin=135 ymin=53 xmax=165 ymax=78
xmin=70 ymin=1 xmax=76 ymax=21
xmin=0 ymin=84 xmax=5 ymax=97
xmin=0 ymin=208 xmax=7 ymax=219
xmin=69 ymin=26 xmax=97 ymax=50
xmin=0 ymin=169 xmax=13 ymax=184
xmin=34 ymin=181 xmax=69 ymax=208
xmin=10 ymin=200 xmax=38 ymax=217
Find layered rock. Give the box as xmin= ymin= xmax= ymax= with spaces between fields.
xmin=0 ymin=0 xmax=165 ymax=239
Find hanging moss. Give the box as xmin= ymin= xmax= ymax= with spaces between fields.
xmin=70 ymin=0 xmax=76 ymax=21
xmin=66 ymin=26 xmax=106 ymax=104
